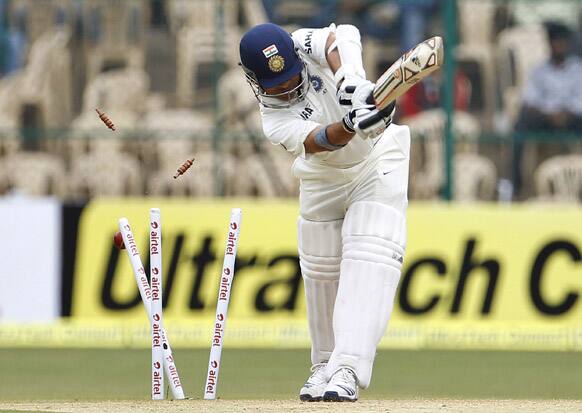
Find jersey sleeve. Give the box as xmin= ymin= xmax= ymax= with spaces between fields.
xmin=261 ymin=110 xmax=320 ymax=158
xmin=292 ymin=24 xmax=335 ymax=67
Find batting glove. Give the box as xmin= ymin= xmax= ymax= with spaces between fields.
xmin=336 ymin=74 xmax=370 ymax=107
xmin=341 ymin=104 xmax=376 ymax=134
xmin=351 ymin=81 xmax=375 ymax=109
xmin=354 ymin=101 xmax=396 ymax=140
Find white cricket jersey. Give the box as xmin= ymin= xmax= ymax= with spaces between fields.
xmin=259 ymin=25 xmax=379 ymax=179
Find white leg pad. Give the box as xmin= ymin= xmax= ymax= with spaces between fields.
xmin=327 ymin=201 xmax=406 ymax=388
xmin=298 ymin=217 xmax=343 ymax=365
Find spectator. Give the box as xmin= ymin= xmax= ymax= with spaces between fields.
xmin=513 ymin=21 xmax=582 ymax=197
xmin=518 ymin=22 xmax=582 ymax=130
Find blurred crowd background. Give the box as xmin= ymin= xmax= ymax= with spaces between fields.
xmin=0 ymin=0 xmax=581 ymax=202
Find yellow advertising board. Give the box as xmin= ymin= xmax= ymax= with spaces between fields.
xmin=25 ymin=199 xmax=582 ymax=350
xmin=72 ymin=199 xmax=304 ymax=320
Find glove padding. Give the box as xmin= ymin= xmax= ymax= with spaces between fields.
xmin=342 ymin=104 xmax=376 ymax=133
xmin=351 ymin=80 xmax=375 ymax=110
xmin=354 ymin=101 xmax=396 ymax=140
xmin=340 ymin=80 xmax=378 ymax=134
xmin=336 ymin=74 xmax=370 ymax=107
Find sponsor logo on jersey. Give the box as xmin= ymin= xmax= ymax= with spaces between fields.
xmin=304 ymin=30 xmax=313 ymax=54
xmin=299 ymin=105 xmax=315 ymax=120
xmin=262 ymin=44 xmax=279 ymax=58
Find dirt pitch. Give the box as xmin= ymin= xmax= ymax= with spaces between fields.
xmin=1 ymin=399 xmax=582 ymax=413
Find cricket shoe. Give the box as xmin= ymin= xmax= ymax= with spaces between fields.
xmin=299 ymin=363 xmax=328 ymax=402
xmin=322 ymin=367 xmax=358 ymax=402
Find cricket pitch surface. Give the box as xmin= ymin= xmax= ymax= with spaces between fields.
xmin=1 ymin=400 xmax=581 ymax=413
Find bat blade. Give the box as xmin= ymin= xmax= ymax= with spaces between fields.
xmin=373 ymin=36 xmax=444 ymax=110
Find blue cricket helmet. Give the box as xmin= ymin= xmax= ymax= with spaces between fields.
xmin=239 ymin=23 xmax=304 ymax=88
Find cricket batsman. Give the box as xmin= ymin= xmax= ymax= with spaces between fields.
xmin=239 ymin=23 xmax=410 ymax=402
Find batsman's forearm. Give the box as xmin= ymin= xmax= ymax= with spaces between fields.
xmin=304 ymin=122 xmax=355 ymax=154
xmin=325 ymin=32 xmax=341 ymax=75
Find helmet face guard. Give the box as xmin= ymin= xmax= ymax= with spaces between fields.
xmin=241 ymin=61 xmax=310 ymax=109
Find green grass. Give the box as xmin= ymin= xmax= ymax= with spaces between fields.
xmin=2 ymin=349 xmax=582 ymax=400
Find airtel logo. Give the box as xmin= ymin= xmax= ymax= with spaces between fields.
xmin=153 ymin=361 xmax=161 ymax=369
xmin=217 ymin=314 xmax=224 ymax=321
xmin=124 ymin=225 xmax=131 ymax=230
xmin=231 ymin=222 xmax=237 ymax=230
xmin=224 ymin=268 xmax=231 ymax=275
xmin=211 ymin=360 xmax=218 ymax=368
xmin=138 ymin=267 xmax=145 ymax=274
xmin=152 ymin=222 xmax=159 ymax=229
xmin=153 ymin=314 xmax=160 ymax=321
xmin=152 ymin=267 xmax=159 ymax=275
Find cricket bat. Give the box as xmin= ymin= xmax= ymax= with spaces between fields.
xmin=372 ymin=36 xmax=444 ymax=111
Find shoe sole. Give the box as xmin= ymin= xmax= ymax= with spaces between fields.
xmin=323 ymin=391 xmax=357 ymax=402
xmin=299 ymin=394 xmax=322 ymax=402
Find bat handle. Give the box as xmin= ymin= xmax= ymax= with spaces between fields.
xmin=366 ymin=91 xmax=394 ymax=115
xmin=358 ymin=101 xmax=396 ymax=131
xmin=378 ymin=100 xmax=396 ymax=117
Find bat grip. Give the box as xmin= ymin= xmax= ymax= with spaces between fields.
xmin=358 ymin=111 xmax=382 ymax=130
xmin=378 ymin=100 xmax=396 ymax=117
xmin=358 ymin=100 xmax=396 ymax=130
